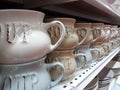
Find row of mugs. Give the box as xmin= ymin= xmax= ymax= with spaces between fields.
xmin=45 ymin=17 xmax=120 ymax=81
xmin=45 ymin=45 xmax=100 ymax=81
xmin=46 ymin=18 xmax=120 ymax=50
xmin=0 ymin=9 xmax=119 ymax=64
xmin=45 ymin=18 xmax=120 ymax=81
xmin=45 ymin=38 xmax=120 ymax=81
xmin=0 ymin=9 xmax=120 ymax=90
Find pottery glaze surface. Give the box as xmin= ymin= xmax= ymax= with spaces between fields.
xmin=111 ymin=25 xmax=119 ymax=39
xmin=103 ymin=25 xmax=111 ymax=42
xmin=75 ymin=23 xmax=98 ymax=45
xmin=91 ymin=44 xmax=106 ymax=59
xmin=45 ymin=50 xmax=76 ymax=81
xmin=74 ymin=45 xmax=100 ymax=66
xmin=0 ymin=56 xmax=65 ymax=90
xmin=102 ymin=42 xmax=112 ymax=53
xmin=0 ymin=9 xmax=65 ymax=64
xmin=46 ymin=18 xmax=79 ymax=49
xmin=91 ymin=23 xmax=105 ymax=43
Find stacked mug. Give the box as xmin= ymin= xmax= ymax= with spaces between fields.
xmin=74 ymin=23 xmax=100 ymax=68
xmin=1 ymin=9 xmax=120 ymax=90
xmin=45 ymin=18 xmax=87 ymax=81
xmin=91 ymin=23 xmax=108 ymax=60
xmin=0 ymin=9 xmax=66 ymax=90
xmin=110 ymin=25 xmax=120 ymax=49
xmin=102 ymin=25 xmax=112 ymax=54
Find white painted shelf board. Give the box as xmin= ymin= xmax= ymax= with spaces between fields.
xmin=51 ymin=47 xmax=120 ymax=90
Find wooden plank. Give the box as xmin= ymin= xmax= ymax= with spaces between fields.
xmin=0 ymin=0 xmax=23 ymax=4
xmin=41 ymin=5 xmax=117 ymax=24
xmin=24 ymin=0 xmax=78 ymax=8
xmin=39 ymin=0 xmax=120 ymax=25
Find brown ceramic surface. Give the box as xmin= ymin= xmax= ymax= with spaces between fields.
xmin=47 ymin=18 xmax=80 ymax=49
xmin=45 ymin=50 xmax=77 ymax=81
xmin=74 ymin=45 xmax=100 ymax=67
xmin=103 ymin=25 xmax=111 ymax=42
xmin=75 ymin=23 xmax=93 ymax=45
xmin=91 ymin=23 xmax=105 ymax=43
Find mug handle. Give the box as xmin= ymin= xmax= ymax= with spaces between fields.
xmin=74 ymin=53 xmax=87 ymax=69
xmin=46 ymin=62 xmax=65 ymax=87
xmin=90 ymin=48 xmax=101 ymax=60
xmin=76 ymin=28 xmax=90 ymax=45
xmin=110 ymin=41 xmax=114 ymax=49
xmin=102 ymin=44 xmax=110 ymax=53
xmin=104 ymin=28 xmax=111 ymax=40
xmin=92 ymin=28 xmax=101 ymax=42
xmin=43 ymin=21 xmax=65 ymax=51
xmin=108 ymin=28 xmax=111 ymax=39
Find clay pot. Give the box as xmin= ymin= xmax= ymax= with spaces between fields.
xmin=91 ymin=23 xmax=105 ymax=43
xmin=0 ymin=56 xmax=65 ymax=90
xmin=75 ymin=23 xmax=93 ymax=45
xmin=103 ymin=25 xmax=111 ymax=42
xmin=102 ymin=42 xmax=112 ymax=53
xmin=74 ymin=45 xmax=100 ymax=66
xmin=0 ymin=9 xmax=66 ymax=64
xmin=91 ymin=44 xmax=106 ymax=59
xmin=111 ymin=25 xmax=119 ymax=39
xmin=46 ymin=18 xmax=79 ymax=49
xmin=45 ymin=49 xmax=86 ymax=81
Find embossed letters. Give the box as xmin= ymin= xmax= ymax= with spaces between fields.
xmin=0 ymin=23 xmax=31 ymax=44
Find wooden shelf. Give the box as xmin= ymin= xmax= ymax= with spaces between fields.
xmin=0 ymin=0 xmax=23 ymax=9
xmin=39 ymin=0 xmax=120 ymax=24
xmin=0 ymin=0 xmax=120 ymax=25
xmin=23 ymin=0 xmax=78 ymax=8
xmin=0 ymin=0 xmax=23 ymax=4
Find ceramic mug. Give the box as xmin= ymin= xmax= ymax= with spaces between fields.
xmin=45 ymin=49 xmax=86 ymax=81
xmin=74 ymin=45 xmax=100 ymax=66
xmin=46 ymin=18 xmax=79 ymax=50
xmin=75 ymin=23 xmax=92 ymax=45
xmin=0 ymin=56 xmax=65 ymax=90
xmin=0 ymin=9 xmax=66 ymax=64
xmin=92 ymin=38 xmax=111 ymax=56
xmin=75 ymin=23 xmax=99 ymax=46
xmin=111 ymin=25 xmax=119 ymax=39
xmin=91 ymin=23 xmax=105 ymax=43
xmin=110 ymin=39 xmax=120 ymax=49
xmin=103 ymin=25 xmax=111 ymax=42
xmin=91 ymin=44 xmax=106 ymax=59
xmin=102 ymin=42 xmax=112 ymax=53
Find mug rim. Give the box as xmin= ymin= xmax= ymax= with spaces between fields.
xmin=0 ymin=56 xmax=47 ymax=66
xmin=47 ymin=17 xmax=76 ymax=21
xmin=0 ymin=9 xmax=45 ymax=16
